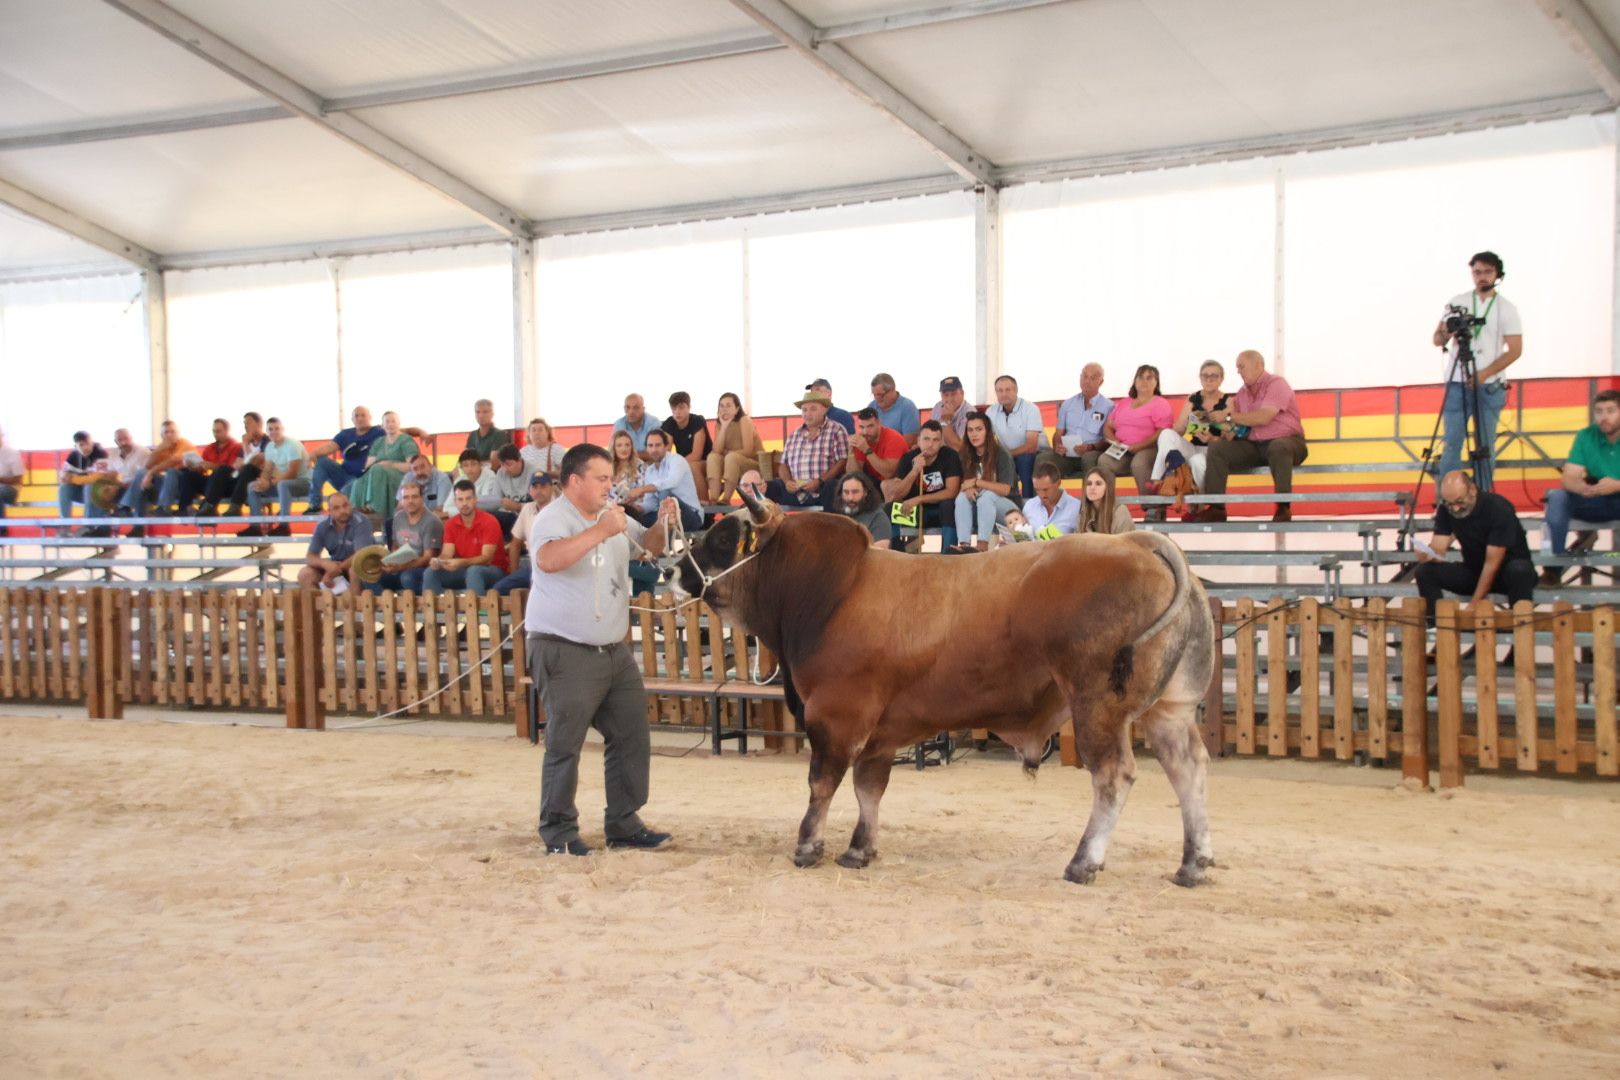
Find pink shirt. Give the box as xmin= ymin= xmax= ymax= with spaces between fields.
xmin=1235 ymin=372 xmax=1303 ymax=441
xmin=1110 ymin=396 xmax=1173 ymax=445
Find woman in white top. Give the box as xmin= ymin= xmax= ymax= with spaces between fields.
xmin=1152 ymin=359 xmax=1231 ymax=490
xmin=519 ymin=417 xmax=567 ymax=478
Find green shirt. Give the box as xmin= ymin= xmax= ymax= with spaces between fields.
xmin=464 ymin=426 xmax=512 ymax=461
xmin=1567 ymin=424 xmax=1620 ymax=482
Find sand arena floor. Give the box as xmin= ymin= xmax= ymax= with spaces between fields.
xmin=2 ymin=711 xmax=1618 ymax=1079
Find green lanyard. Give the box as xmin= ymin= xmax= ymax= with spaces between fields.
xmin=1472 ymin=291 xmax=1496 ymax=329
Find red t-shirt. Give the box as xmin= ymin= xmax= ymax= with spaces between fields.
xmin=854 ymin=425 xmax=909 ymax=482
xmin=443 ymin=510 xmax=508 ymax=572
xmin=200 ymin=440 xmax=242 ymax=469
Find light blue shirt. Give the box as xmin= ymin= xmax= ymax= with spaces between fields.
xmin=1054 ymin=393 xmax=1114 ymax=455
xmin=639 ymin=454 xmax=702 ymax=512
xmin=1022 ymin=491 xmax=1081 ymax=535
xmin=990 ymin=397 xmax=1050 ymax=454
xmin=613 ymin=414 xmax=662 ymax=452
xmin=867 ymin=395 xmax=920 ymax=437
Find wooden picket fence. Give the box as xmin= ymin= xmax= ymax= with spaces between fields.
xmin=0 ymin=586 xmax=1613 ymax=787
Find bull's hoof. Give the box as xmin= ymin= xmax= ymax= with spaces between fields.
xmin=834 ymin=848 xmax=872 ymax=870
xmin=792 ymin=842 xmax=824 ymax=868
xmin=1172 ymin=864 xmax=1208 ymax=888
xmin=1063 ymin=861 xmax=1102 ymax=885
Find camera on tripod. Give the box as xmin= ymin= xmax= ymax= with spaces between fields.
xmin=1443 ymin=303 xmax=1483 ymax=340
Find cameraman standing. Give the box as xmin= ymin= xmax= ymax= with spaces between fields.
xmin=1431 ymin=250 xmax=1522 ymax=490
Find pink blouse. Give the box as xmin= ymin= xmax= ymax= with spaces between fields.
xmin=1110 ymin=395 xmax=1173 ymax=445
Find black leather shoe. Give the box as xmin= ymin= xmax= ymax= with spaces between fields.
xmin=606 ymin=829 xmax=673 ymax=851
xmin=545 ymin=839 xmax=591 ymax=857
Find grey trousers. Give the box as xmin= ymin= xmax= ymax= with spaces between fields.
xmin=528 ymin=635 xmax=650 ymax=846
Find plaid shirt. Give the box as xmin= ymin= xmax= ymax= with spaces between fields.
xmin=781 ymin=421 xmax=849 ymax=483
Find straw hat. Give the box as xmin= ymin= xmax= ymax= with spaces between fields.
xmin=352 ymin=544 xmax=389 ymax=584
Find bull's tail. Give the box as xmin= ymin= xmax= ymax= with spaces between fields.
xmin=1106 ymin=532 xmax=1192 ymax=696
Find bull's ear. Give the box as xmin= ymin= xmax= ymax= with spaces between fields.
xmin=738 ymin=484 xmax=771 ymax=525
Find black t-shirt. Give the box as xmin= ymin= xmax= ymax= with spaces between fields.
xmin=1186 ymin=391 xmax=1233 ymax=444
xmin=1434 ymin=491 xmax=1530 ymax=572
xmin=660 ymin=415 xmax=708 ymax=457
xmin=65 ymin=444 xmax=109 ymax=473
xmin=896 ymin=446 xmax=963 ymax=496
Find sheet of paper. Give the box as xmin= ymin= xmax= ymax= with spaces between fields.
xmin=1412 ymin=538 xmax=1438 ymax=560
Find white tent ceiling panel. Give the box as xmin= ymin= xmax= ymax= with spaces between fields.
xmin=353 ymin=51 xmax=947 ymax=220
xmin=158 ymin=0 xmax=761 ymax=97
xmin=841 ymin=0 xmax=1603 ymax=168
xmin=0 ymin=204 xmax=126 ymax=272
xmin=0 ymin=0 xmax=264 ymax=131
xmin=0 ymin=119 xmax=487 ymax=254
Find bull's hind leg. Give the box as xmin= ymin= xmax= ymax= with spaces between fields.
xmin=794 ymin=727 xmax=850 ymax=868
xmin=1142 ymin=700 xmax=1215 ymax=887
xmin=1064 ymin=717 xmax=1137 ymax=885
xmin=836 ymin=755 xmax=893 ymax=869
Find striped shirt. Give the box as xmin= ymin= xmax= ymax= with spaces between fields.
xmin=781 ymin=421 xmax=850 ymax=483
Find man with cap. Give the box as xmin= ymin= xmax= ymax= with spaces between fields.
xmin=765 ymin=389 xmax=850 ymax=508
xmin=364 ymin=477 xmax=441 ymax=595
xmin=806 ymin=378 xmax=856 ymax=434
xmin=931 ymin=376 xmax=971 ymax=452
xmin=495 ymin=471 xmax=556 ymax=594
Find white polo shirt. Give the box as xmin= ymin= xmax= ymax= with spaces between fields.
xmin=1444 ymin=291 xmax=1522 ymax=386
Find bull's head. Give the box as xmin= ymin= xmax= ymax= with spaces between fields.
xmin=670 ymin=485 xmax=783 ymax=610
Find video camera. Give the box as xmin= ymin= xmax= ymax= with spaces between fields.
xmin=1443 ymin=303 xmax=1483 ymax=340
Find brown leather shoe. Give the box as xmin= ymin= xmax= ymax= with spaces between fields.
xmin=1272 ymin=504 xmax=1293 ymax=523
xmin=1185 ymin=506 xmax=1226 ymax=524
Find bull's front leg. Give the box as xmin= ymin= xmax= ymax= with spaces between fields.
xmin=794 ymin=731 xmax=849 ymax=868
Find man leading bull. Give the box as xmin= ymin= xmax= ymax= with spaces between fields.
xmin=526 ymin=443 xmax=681 ymax=856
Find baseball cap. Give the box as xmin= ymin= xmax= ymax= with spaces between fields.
xmin=938 ymin=376 xmax=963 ymax=392
xmin=529 ymin=472 xmax=553 ymax=486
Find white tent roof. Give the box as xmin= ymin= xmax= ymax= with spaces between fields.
xmin=1 ymin=0 xmax=1616 ymax=274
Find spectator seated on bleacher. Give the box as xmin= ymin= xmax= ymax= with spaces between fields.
xmin=807 ymin=377 xmax=856 ymax=434
xmin=520 ymin=417 xmax=567 ymax=479
xmin=1038 ymin=362 xmax=1112 ymax=481
xmin=363 ymin=478 xmax=441 ymax=596
xmin=118 ymin=420 xmax=194 ymax=527
xmin=494 ymin=472 xmax=555 ymax=595
xmin=833 ymin=470 xmax=890 ymax=544
xmin=763 ymin=390 xmax=848 ymax=509
xmin=80 ymin=428 xmax=147 ymax=532
xmin=882 ymin=420 xmax=961 ymax=551
xmin=988 ymin=374 xmax=1050 ymax=500
xmin=424 ymin=480 xmax=507 ymax=596
xmin=609 ymin=431 xmax=645 ymax=508
xmin=660 ymin=391 xmax=710 ymax=505
xmin=297 ymin=492 xmax=376 ymax=593
xmin=55 ymin=430 xmax=108 ymax=520
xmin=156 ymin=417 xmax=240 ymax=516
xmin=867 ymin=372 xmax=921 ymax=448
xmin=464 ymin=398 xmax=512 ymax=464
xmin=1416 ymin=470 xmax=1535 ymax=625
xmin=487 ymin=444 xmax=530 ymax=536
xmin=950 ymin=411 xmax=1018 ymax=552
xmin=629 ymin=430 xmax=705 ymax=533
xmin=1078 ymin=468 xmax=1135 ymax=535
xmin=304 ymin=406 xmax=382 ymax=513
xmin=347 ymin=410 xmax=419 ymax=517
xmin=705 ymin=391 xmax=763 ymax=505
xmin=453 ymin=448 xmax=503 ymax=522
xmin=1190 ymin=350 xmax=1308 ymax=523
xmin=930 ymin=375 xmax=971 ymax=453
xmin=241 ymin=416 xmax=307 ymax=536
xmin=613 ymin=393 xmax=660 ymax=462
xmin=1542 ymin=389 xmax=1620 ymax=578
xmin=0 ymin=426 xmax=21 ymax=517
xmin=399 ymin=453 xmax=452 ymax=519
xmin=1153 ymin=359 xmax=1230 ymax=492
xmin=845 ymin=407 xmax=908 ymax=509
xmin=206 ymin=411 xmax=269 ymax=517
xmin=1021 ymin=461 xmax=1081 ymax=536
xmin=1096 ymin=365 xmax=1172 ymax=505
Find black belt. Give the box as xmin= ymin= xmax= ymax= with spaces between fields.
xmin=529 ymin=631 xmax=618 ymax=654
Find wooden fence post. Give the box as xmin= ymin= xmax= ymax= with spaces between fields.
xmin=283 ymin=589 xmax=327 ymax=730
xmin=1593 ymin=606 xmax=1616 ymax=778
xmin=1434 ymin=599 xmax=1464 ymax=789
xmin=84 ymin=588 xmax=123 ymax=720
xmin=1400 ymin=596 xmax=1430 ymax=789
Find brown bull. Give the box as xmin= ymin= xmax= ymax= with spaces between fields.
xmin=672 ymin=494 xmax=1218 ymax=887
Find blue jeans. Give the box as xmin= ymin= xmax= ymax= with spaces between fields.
xmin=246 ymin=477 xmax=310 ymax=517
xmin=1542 ymin=488 xmax=1620 ymax=554
xmin=120 ymin=469 xmax=153 ymax=515
xmin=631 ymin=501 xmax=705 ymax=533
xmin=1437 ymin=381 xmax=1507 ymax=490
xmin=363 ymin=567 xmax=427 ymax=595
xmin=1012 ymin=452 xmax=1037 ymax=500
xmin=494 ymin=563 xmax=531 ymax=595
xmin=157 ymin=469 xmax=205 ymax=513
xmin=953 ymin=489 xmax=1018 ymax=542
xmin=423 ymin=565 xmax=502 ymax=595
xmin=0 ymin=483 xmax=16 ymax=517
xmin=307 ymin=458 xmax=356 ymax=510
xmin=57 ymin=482 xmax=108 ymax=519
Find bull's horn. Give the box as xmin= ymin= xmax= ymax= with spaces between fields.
xmin=739 ymin=484 xmax=769 ymax=523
